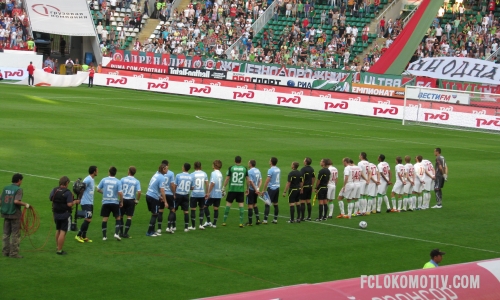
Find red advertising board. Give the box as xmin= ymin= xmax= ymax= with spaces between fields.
xmin=101 ymin=67 xmax=150 ymax=78
xmin=106 ymin=61 xmax=170 ymax=74
xmin=254 ymin=84 xmax=311 ymax=95
xmin=311 ymin=89 xmax=370 ymax=102
xmin=203 ymin=79 xmax=245 ymax=88
xmin=150 ymin=73 xmax=203 ymax=83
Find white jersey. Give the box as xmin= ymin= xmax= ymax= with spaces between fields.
xmin=328 ymin=165 xmax=338 ymax=186
xmin=377 ymin=161 xmax=390 ymax=183
xmin=422 ymin=160 xmax=435 ymax=178
xmin=414 ymin=162 xmax=424 ymax=182
xmin=350 ymin=165 xmax=362 ymax=183
xmin=368 ymin=163 xmax=378 ymax=183
xmin=358 ymin=160 xmax=370 ymax=183
xmin=405 ymin=163 xmax=415 ymax=183
xmin=395 ymin=164 xmax=406 ymax=183
xmin=344 ymin=166 xmax=353 ymax=183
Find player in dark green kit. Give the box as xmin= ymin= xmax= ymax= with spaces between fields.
xmin=222 ymin=156 xmax=253 ymax=227
xmin=300 ymin=157 xmax=316 ymax=221
xmin=282 ymin=162 xmax=303 ymax=223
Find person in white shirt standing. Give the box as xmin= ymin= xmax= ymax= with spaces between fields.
xmin=403 ymin=156 xmax=415 ymax=211
xmin=326 ymin=158 xmax=338 ymax=218
xmin=421 ymin=158 xmax=435 ymax=209
xmin=357 ymin=152 xmax=370 ymax=216
xmin=367 ymin=162 xmax=380 ymax=214
xmin=413 ymin=156 xmax=425 ymax=210
xmin=338 ymin=157 xmax=356 ymax=219
xmin=350 ymin=159 xmax=362 ymax=217
xmin=391 ymin=157 xmax=406 ymax=212
xmin=376 ymin=154 xmax=393 ymax=213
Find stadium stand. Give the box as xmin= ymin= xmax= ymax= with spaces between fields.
xmin=0 ymin=0 xmax=34 ymax=51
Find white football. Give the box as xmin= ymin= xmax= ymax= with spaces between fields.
xmin=359 ymin=221 xmax=367 ymax=229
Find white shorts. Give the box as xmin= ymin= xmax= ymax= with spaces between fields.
xmin=413 ymin=180 xmax=423 ymax=194
xmin=327 ymin=184 xmax=336 ymax=200
xmin=403 ymin=183 xmax=413 ymax=194
xmin=392 ymin=181 xmax=404 ymax=195
xmin=353 ymin=183 xmax=361 ymax=199
xmin=366 ymin=182 xmax=377 ymax=197
xmin=377 ymin=182 xmax=388 ymax=195
xmin=423 ymin=179 xmax=434 ymax=192
xmin=339 ymin=183 xmax=354 ymax=199
xmin=358 ymin=181 xmax=367 ymax=195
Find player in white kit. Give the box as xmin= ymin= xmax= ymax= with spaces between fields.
xmin=376 ymin=154 xmax=393 ymax=213
xmin=391 ymin=157 xmax=406 ymax=212
xmin=326 ymin=159 xmax=338 ymax=218
xmin=338 ymin=157 xmax=358 ymax=219
xmin=403 ymin=156 xmax=415 ymax=211
xmin=367 ymin=162 xmax=380 ymax=214
xmin=357 ymin=152 xmax=370 ymax=216
xmin=421 ymin=158 xmax=436 ymax=209
xmin=413 ymin=155 xmax=425 ymax=210
xmin=350 ymin=159 xmax=362 ymax=217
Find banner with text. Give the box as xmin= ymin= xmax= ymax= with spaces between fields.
xmin=406 ymin=87 xmax=471 ymax=104
xmin=351 ymin=83 xmax=406 ymax=98
xmin=1 ymin=67 xmax=29 ymax=80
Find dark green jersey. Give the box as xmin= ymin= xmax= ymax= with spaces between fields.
xmin=226 ymin=165 xmax=248 ymax=193
xmin=1 ymin=184 xmax=22 ymax=215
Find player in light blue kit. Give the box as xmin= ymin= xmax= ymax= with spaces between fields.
xmin=263 ymin=157 xmax=281 ymax=224
xmin=76 ymin=165 xmax=98 ymax=243
xmin=145 ymin=164 xmax=167 ymax=237
xmin=161 ymin=160 xmax=176 ymax=234
xmin=97 ymin=166 xmax=123 ymax=241
xmin=246 ymin=160 xmax=262 ymax=226
xmin=190 ymin=161 xmax=208 ymax=230
xmin=203 ymin=160 xmax=223 ymax=228
xmin=174 ymin=163 xmax=194 ymax=232
xmin=119 ymin=166 xmax=141 ymax=238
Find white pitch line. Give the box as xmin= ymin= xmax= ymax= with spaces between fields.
xmin=0 ymin=169 xmax=58 ymax=181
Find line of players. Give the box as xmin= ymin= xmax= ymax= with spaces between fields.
xmin=73 ymin=151 xmax=444 ymax=242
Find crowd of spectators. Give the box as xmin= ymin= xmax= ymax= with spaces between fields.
xmin=0 ymin=0 xmax=34 ymax=51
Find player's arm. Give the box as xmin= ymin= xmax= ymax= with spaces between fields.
xmin=160 ymin=187 xmax=167 ymax=204
xmin=299 ymin=173 xmax=305 ymax=193
xmin=206 ymin=181 xmax=214 ymax=200
xmin=282 ymin=181 xmax=291 ymax=197
xmin=311 ymin=172 xmax=316 ymax=188
xmin=97 ymin=182 xmax=103 ymax=194
xmin=388 ymin=169 xmax=392 ymax=185
xmin=379 ymin=171 xmax=389 ymax=184
xmin=334 ymin=173 xmax=338 ymax=185
xmin=136 ymin=182 xmax=142 ymax=202
xmin=204 ymin=180 xmax=209 ymax=194
xmin=263 ymin=176 xmax=271 ymax=191
xmin=223 ymin=175 xmax=230 ymax=190
xmin=342 ymin=174 xmax=348 ymax=189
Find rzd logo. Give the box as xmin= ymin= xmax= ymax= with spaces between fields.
xmin=236 ymin=85 xmax=248 ymax=89
xmin=4 ymin=69 xmax=23 ymax=78
xmin=277 ymin=96 xmax=301 ymax=105
xmin=106 ymin=77 xmax=127 ymax=85
xmin=476 ymin=118 xmax=500 ymax=128
xmin=147 ymin=82 xmax=169 ymax=90
xmin=31 ymin=4 xmax=60 ymax=16
xmin=233 ymin=91 xmax=254 ymax=99
xmin=189 ymin=86 xmax=211 ymax=94
xmin=424 ymin=112 xmax=449 ymax=121
xmin=373 ymin=106 xmax=398 ymax=116
xmin=324 ymin=101 xmax=348 ymax=110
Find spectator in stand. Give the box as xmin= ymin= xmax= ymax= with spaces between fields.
xmin=96 ymin=22 xmax=103 ymax=41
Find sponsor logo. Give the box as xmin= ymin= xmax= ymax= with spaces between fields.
xmin=147 ymin=82 xmax=169 ymax=90
xmin=106 ymin=77 xmax=128 ymax=85
xmin=348 ymin=97 xmax=361 ymax=101
xmin=31 ymin=4 xmax=60 ymax=16
xmin=157 ymin=77 xmax=169 ymax=81
xmin=31 ymin=3 xmax=87 ymax=19
xmin=408 ymin=104 xmax=422 ymax=108
xmin=263 ymin=88 xmax=275 ymax=92
xmin=373 ymin=107 xmax=399 ymax=116
xmin=232 ymin=75 xmax=283 ymax=86
xmin=277 ymin=96 xmax=301 ymax=105
xmin=439 ymin=106 xmax=453 ymax=112
xmin=106 ymin=71 xmax=120 ymax=75
xmin=291 ymin=91 xmax=304 ymax=96
xmin=319 ymin=94 xmax=331 ymax=98
xmin=418 ymin=92 xmax=456 ymax=102
xmin=189 ymin=86 xmax=211 ymax=94
xmin=472 ymin=110 xmax=486 ymax=115
xmin=232 ymin=91 xmax=255 ymax=99
xmin=377 ymin=100 xmax=391 ymax=105
xmin=170 ymin=67 xmax=210 ymax=78
xmin=184 ymin=79 xmax=195 ymax=83
xmin=4 ymin=69 xmax=24 ymax=78
xmin=236 ymin=85 xmax=248 ymax=89
xmin=132 ymin=74 xmax=144 ymax=78
xmin=475 ymin=118 xmax=500 ymax=128
xmin=424 ymin=112 xmax=449 ymax=121
xmin=209 ymin=82 xmax=221 ymax=86
xmin=112 ymin=52 xmax=123 ymax=61
xmin=324 ymin=101 xmax=349 ymax=110
xmin=416 ymin=81 xmax=432 ymax=87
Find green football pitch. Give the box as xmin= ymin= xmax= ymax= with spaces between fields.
xmin=1 ymin=84 xmax=499 ymax=299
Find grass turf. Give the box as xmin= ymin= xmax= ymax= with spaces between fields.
xmin=0 ymin=84 xmax=499 ymax=299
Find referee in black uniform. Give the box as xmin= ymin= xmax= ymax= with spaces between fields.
xmin=299 ymin=157 xmax=316 ymax=221
xmin=283 ymin=162 xmax=303 ymax=223
xmin=315 ymin=159 xmax=331 ymax=221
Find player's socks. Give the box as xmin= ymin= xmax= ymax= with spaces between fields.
xmin=248 ymin=207 xmax=253 ymax=224
xmin=148 ymin=215 xmax=157 ymax=233
xmin=273 ymin=205 xmax=279 ymax=221
xmin=296 ymin=205 xmax=301 ymax=220
xmin=168 ymin=211 xmax=175 ymax=228
xmin=264 ymin=204 xmax=270 ymax=221
xmin=307 ymin=203 xmax=312 ymax=218
xmin=354 ymin=201 xmax=359 ymax=214
xmin=367 ymin=198 xmax=373 ymax=212
xmin=360 ymin=199 xmax=366 ymax=214
xmin=382 ymin=196 xmax=389 ymax=210
xmin=328 ymin=203 xmax=334 ymax=217
xmin=124 ymin=219 xmax=132 ymax=234
xmin=417 ymin=195 xmax=423 ymax=208
xmin=402 ymin=198 xmax=407 ymax=210
xmin=412 ymin=196 xmax=417 ymax=209
xmin=338 ymin=201 xmax=345 ymax=215
xmin=204 ymin=207 xmax=211 ymax=223
xmin=190 ymin=210 xmax=196 ymax=227
xmin=318 ymin=204 xmax=323 ymax=219
xmin=223 ymin=206 xmax=231 ymax=222
xmin=254 ymin=207 xmax=260 ymax=221
xmin=102 ymin=221 xmax=107 ymax=238
xmin=377 ymin=196 xmax=383 ymax=211
xmin=80 ymin=220 xmax=90 ymax=238
xmin=184 ymin=213 xmax=189 ymax=229
xmin=119 ymin=219 xmax=124 ymax=235
xmin=213 ymin=209 xmax=219 ymax=225
xmin=157 ymin=212 xmax=163 ymax=230
xmin=199 ymin=209 xmax=205 ymax=226
xmin=323 ymin=204 xmax=328 ymax=219
xmin=397 ymin=199 xmax=402 ymax=210
xmin=290 ymin=206 xmax=295 ymax=221
xmin=347 ymin=202 xmax=354 ymax=216
xmin=391 ymin=197 xmax=396 ymax=210
xmin=239 ymin=207 xmax=244 ymax=224
xmin=115 ymin=220 xmax=121 ymax=235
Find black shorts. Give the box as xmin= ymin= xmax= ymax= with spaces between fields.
xmin=205 ymin=198 xmax=221 ymax=207
xmin=268 ymin=188 xmax=279 ymax=204
xmin=121 ymin=199 xmax=136 ymax=216
xmin=159 ymin=199 xmax=166 ymax=209
xmin=288 ymin=189 xmax=300 ymax=203
xmin=146 ymin=195 xmax=160 ymax=214
xmin=247 ymin=190 xmax=258 ymax=205
xmin=54 ymin=216 xmax=71 ymax=231
xmin=166 ymin=194 xmax=175 ymax=210
xmin=190 ymin=197 xmax=205 ymax=208
xmin=100 ymin=203 xmax=121 ymax=218
xmin=226 ymin=192 xmax=244 ymax=203
xmin=434 ymin=176 xmax=445 ymax=189
xmin=317 ymin=187 xmax=328 ymax=200
xmin=175 ymin=194 xmax=190 ymax=211
xmin=81 ymin=204 xmax=94 ymax=219
xmin=300 ymin=187 xmax=312 ymax=200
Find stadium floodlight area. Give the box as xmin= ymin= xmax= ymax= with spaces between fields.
xmin=402 ymin=86 xmax=500 ymax=134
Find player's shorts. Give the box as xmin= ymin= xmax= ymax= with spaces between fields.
xmin=226 ymin=191 xmax=244 ymax=203
xmin=146 ymin=195 xmax=160 ymax=214
xmin=377 ymin=182 xmax=388 ymax=195
xmin=190 ymin=197 xmax=205 ymax=208
xmin=205 ymin=198 xmax=221 ymax=207
xmin=366 ymin=182 xmax=377 ymax=197
xmin=403 ymin=183 xmax=413 ymax=194
xmin=166 ymin=194 xmax=175 ymax=210
xmin=327 ymin=184 xmax=336 ymax=200
xmin=267 ymin=188 xmax=279 ymax=204
xmin=317 ymin=186 xmax=328 ymax=200
xmin=339 ymin=183 xmax=354 ymax=199
xmin=247 ymin=190 xmax=258 ymax=205
xmin=434 ymin=176 xmax=445 ymax=189
xmin=413 ymin=180 xmax=423 ymax=194
xmin=159 ymin=199 xmax=166 ymax=209
xmin=353 ymin=183 xmax=361 ymax=199
xmin=300 ymin=186 xmax=312 ymax=200
xmin=54 ymin=216 xmax=71 ymax=231
xmin=392 ymin=182 xmax=404 ymax=195
xmin=121 ymin=199 xmax=136 ymax=216
xmin=288 ymin=189 xmax=300 ymax=203
xmin=358 ymin=181 xmax=367 ymax=195
xmin=175 ymin=194 xmax=190 ymax=211
xmin=100 ymin=203 xmax=121 ymax=218
xmin=424 ymin=179 xmax=434 ymax=192
xmin=81 ymin=204 xmax=94 ymax=219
